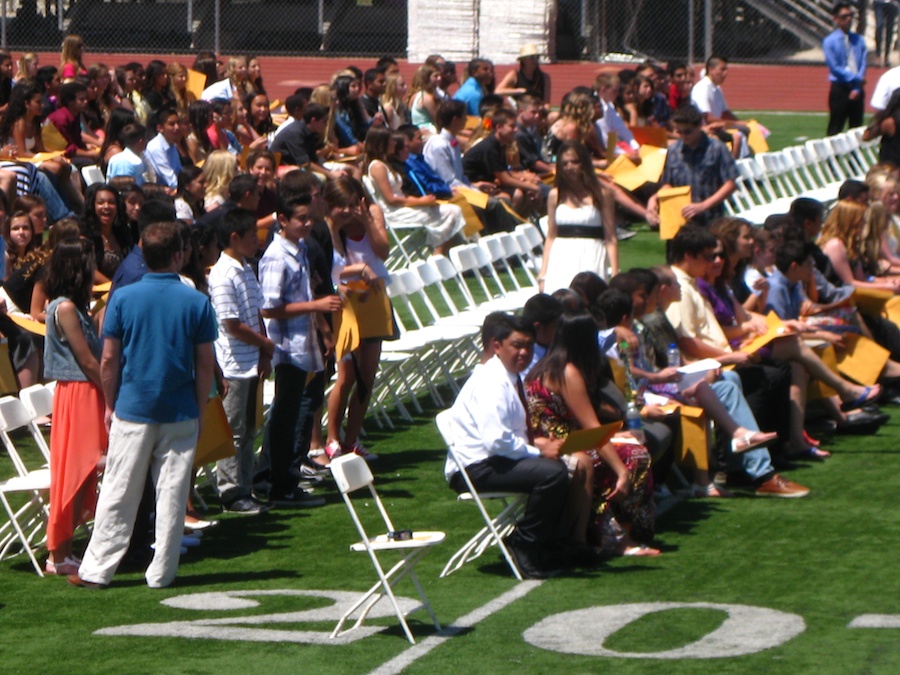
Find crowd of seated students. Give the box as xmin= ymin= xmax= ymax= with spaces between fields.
xmin=2 ymin=40 xmax=897 ymax=584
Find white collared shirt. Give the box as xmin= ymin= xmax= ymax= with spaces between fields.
xmin=444 ymin=356 xmax=540 ymax=480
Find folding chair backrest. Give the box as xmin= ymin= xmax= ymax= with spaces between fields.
xmin=431 ymin=253 xmax=476 ymax=309
xmin=17 ymin=385 xmax=52 ymax=463
xmin=0 ymin=396 xmax=39 ymax=477
xmin=19 ymin=385 xmax=52 ymax=420
xmin=331 ymin=453 xmax=375 ymax=494
xmin=330 ymin=453 xmax=396 ymax=534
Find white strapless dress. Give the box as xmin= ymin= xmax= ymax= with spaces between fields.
xmin=543 ymin=202 xmax=609 ymax=293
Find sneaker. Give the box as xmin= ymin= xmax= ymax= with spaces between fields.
xmin=224 ymin=497 xmax=271 ymax=516
xmin=755 ymin=474 xmax=810 ymax=498
xmin=324 ymin=440 xmax=344 ymax=459
xmin=300 ymin=463 xmax=329 ymax=479
xmin=348 ymin=441 xmax=378 ymax=462
xmin=270 ymin=489 xmax=326 ymax=508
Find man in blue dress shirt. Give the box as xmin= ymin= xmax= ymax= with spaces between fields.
xmin=824 ymin=2 xmax=867 ymax=135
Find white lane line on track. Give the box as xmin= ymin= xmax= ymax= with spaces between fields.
xmin=368 ymin=580 xmax=544 ymax=675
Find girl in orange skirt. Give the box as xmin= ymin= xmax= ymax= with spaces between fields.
xmin=43 ymin=238 xmax=106 ymax=575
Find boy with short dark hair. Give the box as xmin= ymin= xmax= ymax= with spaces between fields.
xmin=209 ymin=208 xmax=274 ymax=514
xmin=106 ymin=123 xmax=149 ymax=185
xmin=258 ymin=194 xmax=341 ymax=506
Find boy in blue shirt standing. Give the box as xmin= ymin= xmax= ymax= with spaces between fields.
xmin=259 ymin=194 xmax=340 ymax=506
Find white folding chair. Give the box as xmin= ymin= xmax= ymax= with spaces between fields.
xmin=329 ymin=453 xmax=445 ymax=645
xmin=18 ymin=384 xmax=54 ymax=463
xmin=0 ymin=396 xmax=51 ymax=576
xmin=435 ymin=410 xmax=526 ymax=580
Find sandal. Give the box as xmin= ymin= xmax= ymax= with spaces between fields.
xmin=802 ymin=430 xmax=821 ymax=447
xmin=692 ymin=482 xmax=733 ymax=498
xmin=620 ymin=544 xmax=662 ymax=557
xmin=789 ymin=446 xmax=832 ymax=461
xmin=731 ymin=430 xmax=779 ymax=454
xmin=842 ymin=385 xmax=881 ymax=412
xmin=45 ymin=557 xmax=80 ymax=576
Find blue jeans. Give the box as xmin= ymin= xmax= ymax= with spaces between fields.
xmin=713 ymin=370 xmax=774 ymax=481
xmin=33 ymin=170 xmax=75 ymax=223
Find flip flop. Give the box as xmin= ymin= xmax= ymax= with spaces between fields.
xmin=788 ymin=447 xmax=832 ymax=461
xmin=843 ymin=385 xmax=880 ymax=411
xmin=731 ymin=430 xmax=779 ymax=454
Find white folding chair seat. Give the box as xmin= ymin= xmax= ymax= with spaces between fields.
xmin=330 ymin=453 xmax=445 ymax=645
xmin=0 ymin=396 xmax=51 ymax=576
xmin=434 ymin=410 xmax=526 ymax=580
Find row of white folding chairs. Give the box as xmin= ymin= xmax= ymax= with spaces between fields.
xmin=727 ymin=127 xmax=877 ymax=225
xmin=0 ymin=383 xmax=57 ymax=576
xmin=369 ymin=227 xmax=543 ymax=423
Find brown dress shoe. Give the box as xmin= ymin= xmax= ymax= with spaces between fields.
xmin=755 ymin=474 xmax=810 ymax=498
xmin=67 ymin=574 xmax=107 ymax=590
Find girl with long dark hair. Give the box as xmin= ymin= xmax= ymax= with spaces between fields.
xmin=525 ymin=310 xmax=659 ymax=556
xmin=539 ymin=140 xmax=617 ymax=293
xmin=43 ymin=238 xmax=106 ymax=575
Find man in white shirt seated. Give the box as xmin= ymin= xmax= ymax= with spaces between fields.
xmin=445 ymin=314 xmax=569 ymax=578
xmin=594 ymin=71 xmax=640 ymax=158
xmin=690 ymin=56 xmax=749 ymax=159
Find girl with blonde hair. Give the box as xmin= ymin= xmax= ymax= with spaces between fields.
xmin=819 ymin=201 xmax=900 ymax=292
xmin=60 ymin=35 xmax=86 ymax=81
xmin=201 ymin=149 xmax=237 ymax=212
xmin=14 ymin=52 xmax=39 ymax=83
xmin=167 ymin=61 xmax=197 ymax=112
xmin=546 ymin=91 xmax=605 ymax=165
xmin=406 ymin=65 xmax=442 ymax=134
xmin=381 ymin=73 xmax=409 ymax=129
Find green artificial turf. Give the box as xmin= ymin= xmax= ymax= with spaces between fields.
xmin=2 ymin=119 xmax=899 ymax=673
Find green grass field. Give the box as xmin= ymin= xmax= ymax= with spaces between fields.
xmin=2 ymin=115 xmax=899 ymax=673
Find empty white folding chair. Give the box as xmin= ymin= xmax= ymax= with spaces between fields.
xmin=0 ymin=396 xmax=51 ymax=576
xmin=435 ymin=410 xmax=526 ymax=580
xmin=448 ymin=243 xmax=520 ymax=311
xmin=18 ymin=384 xmax=53 ymax=463
xmin=514 ymin=223 xmax=543 ymax=273
xmin=329 ymin=453 xmax=445 ymax=645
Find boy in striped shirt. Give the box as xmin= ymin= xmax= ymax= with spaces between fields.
xmin=209 ymin=209 xmax=274 ymax=515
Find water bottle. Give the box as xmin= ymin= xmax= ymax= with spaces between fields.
xmin=625 ymin=400 xmax=645 ymax=444
xmin=667 ymin=343 xmax=682 ymax=368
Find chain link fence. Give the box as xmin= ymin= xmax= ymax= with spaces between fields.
xmin=0 ymin=0 xmax=870 ymax=64
xmin=0 ymin=0 xmax=407 ymax=56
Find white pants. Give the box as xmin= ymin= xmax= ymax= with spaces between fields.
xmin=79 ymin=416 xmax=198 ymax=588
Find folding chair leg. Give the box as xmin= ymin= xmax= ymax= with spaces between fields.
xmin=0 ymin=494 xmax=45 ymax=576
xmin=331 ymin=547 xmax=431 ymax=644
xmin=440 ymin=495 xmax=526 ymax=580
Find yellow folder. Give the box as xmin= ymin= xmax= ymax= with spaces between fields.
xmin=193 ymin=396 xmax=235 ymax=468
xmin=558 ymin=421 xmax=623 ymax=455
xmin=658 ymin=185 xmax=691 ymax=239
